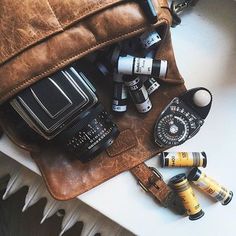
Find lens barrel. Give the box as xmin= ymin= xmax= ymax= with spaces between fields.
xmin=58 ymin=104 xmax=119 ymax=162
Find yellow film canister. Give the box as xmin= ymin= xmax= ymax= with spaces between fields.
xmin=188 ymin=168 xmax=233 ymax=205
xmin=160 ymin=152 xmax=207 ymax=168
xmin=170 ymin=173 xmax=204 ymax=220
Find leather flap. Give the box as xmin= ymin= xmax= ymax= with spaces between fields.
xmin=0 ymin=0 xmax=128 ymax=64
xmin=0 ymin=0 xmax=62 ymax=64
xmin=0 ymin=0 xmax=170 ymax=104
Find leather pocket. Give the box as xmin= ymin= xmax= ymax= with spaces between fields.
xmin=0 ymin=0 xmax=170 ymax=104
xmin=48 ymin=0 xmax=126 ymax=29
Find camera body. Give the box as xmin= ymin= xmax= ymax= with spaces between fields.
xmin=11 ymin=66 xmax=119 ymax=162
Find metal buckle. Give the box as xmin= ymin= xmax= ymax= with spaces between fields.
xmin=172 ymin=0 xmax=191 ymax=15
xmin=170 ymin=0 xmax=199 ymax=27
xmin=138 ymin=167 xmax=163 ymax=192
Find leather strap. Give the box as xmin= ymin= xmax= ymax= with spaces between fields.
xmin=130 ymin=162 xmax=186 ymax=215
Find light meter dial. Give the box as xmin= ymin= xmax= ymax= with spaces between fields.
xmin=154 ymin=96 xmax=205 ymax=148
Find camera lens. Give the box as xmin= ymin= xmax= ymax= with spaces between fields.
xmin=58 ymin=104 xmax=119 ymax=162
xmin=10 ymin=66 xmax=120 ymax=162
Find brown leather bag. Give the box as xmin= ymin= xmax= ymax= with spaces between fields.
xmin=0 ymin=0 xmax=186 ymax=214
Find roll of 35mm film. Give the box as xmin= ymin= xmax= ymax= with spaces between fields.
xmin=160 ymin=152 xmax=207 ymax=168
xmin=170 ymin=173 xmax=204 ymax=221
xmin=188 ymin=168 xmax=233 ymax=205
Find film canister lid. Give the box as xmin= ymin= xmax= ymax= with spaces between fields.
xmin=201 ymin=151 xmax=207 ymax=167
xmin=159 ymin=60 xmax=168 ymax=78
xmin=187 ymin=167 xmax=202 ymax=181
xmin=189 ymin=210 xmax=205 ymax=221
xmin=170 ymin=173 xmax=187 ymax=185
xmin=117 ymin=56 xmax=134 ymax=75
xmin=222 ymin=191 xmax=233 ymax=205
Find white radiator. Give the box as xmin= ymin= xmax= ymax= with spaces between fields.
xmin=0 ymin=153 xmax=133 ymax=236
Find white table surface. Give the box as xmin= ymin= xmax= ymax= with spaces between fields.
xmin=1 ymin=0 xmax=236 ymax=235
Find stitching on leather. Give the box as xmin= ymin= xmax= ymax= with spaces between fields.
xmin=0 ymin=18 xmax=168 ymax=102
xmin=45 ymin=0 xmax=63 ymax=28
xmin=0 ymin=0 xmax=64 ymax=65
xmin=56 ymin=0 xmax=162 ymax=29
xmin=0 ymin=28 xmax=63 ymax=65
xmin=0 ymin=49 xmax=7 ymax=57
xmin=61 ymin=0 xmax=121 ymax=29
xmin=0 ymin=0 xmax=158 ymax=65
xmin=106 ymin=129 xmax=137 ymax=157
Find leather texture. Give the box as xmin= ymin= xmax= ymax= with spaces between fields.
xmin=131 ymin=163 xmax=171 ymax=205
xmin=0 ymin=0 xmax=171 ymax=104
xmin=0 ymin=0 xmax=186 ymax=200
xmin=130 ymin=163 xmax=186 ymax=215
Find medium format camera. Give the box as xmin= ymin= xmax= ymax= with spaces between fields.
xmin=10 ymin=66 xmax=119 ymax=162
